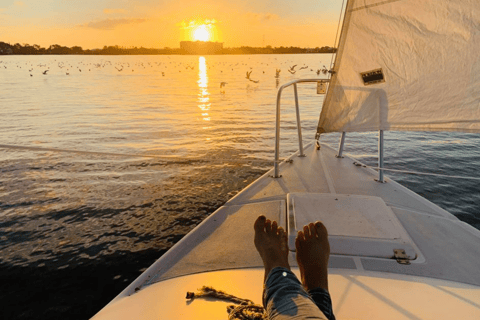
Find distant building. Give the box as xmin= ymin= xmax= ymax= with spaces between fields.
xmin=180 ymin=41 xmax=223 ymax=55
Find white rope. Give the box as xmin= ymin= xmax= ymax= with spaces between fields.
xmin=0 ymin=144 xmax=276 ymax=164
xmin=357 ymin=163 xmax=480 ymax=181
xmin=187 ymin=286 xmax=266 ymax=320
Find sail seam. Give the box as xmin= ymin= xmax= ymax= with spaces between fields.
xmin=337 ymin=126 xmax=480 ymax=133
xmin=350 ymin=0 xmax=404 ymax=12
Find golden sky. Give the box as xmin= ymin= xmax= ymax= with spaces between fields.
xmin=0 ymin=0 xmax=344 ymax=49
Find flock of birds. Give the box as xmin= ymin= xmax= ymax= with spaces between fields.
xmin=0 ymin=58 xmax=331 ymax=90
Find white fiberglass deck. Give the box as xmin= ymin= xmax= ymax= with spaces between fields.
xmin=94 ymin=268 xmax=480 ymax=320
xmin=93 ymin=143 xmax=480 ymax=319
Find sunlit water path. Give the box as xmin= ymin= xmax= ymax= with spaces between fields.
xmin=1 ymin=54 xmax=479 ymax=319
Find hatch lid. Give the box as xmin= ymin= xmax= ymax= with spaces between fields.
xmin=287 ymin=193 xmax=418 ymax=260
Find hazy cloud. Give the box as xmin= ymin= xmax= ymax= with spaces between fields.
xmin=83 ymin=18 xmax=147 ymax=30
xmin=103 ymin=9 xmax=127 ymax=15
xmin=261 ymin=13 xmax=279 ymax=21
xmin=245 ymin=12 xmax=280 ymax=23
xmin=179 ymin=19 xmax=218 ymax=30
xmin=14 ymin=1 xmax=25 ymax=7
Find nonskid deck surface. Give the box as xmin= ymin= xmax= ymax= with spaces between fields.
xmin=100 ymin=142 xmax=480 ymax=315
xmin=93 ymin=268 xmax=480 ymax=320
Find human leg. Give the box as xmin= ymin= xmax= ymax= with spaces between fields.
xmin=254 ymin=216 xmax=328 ymax=320
xmin=254 ymin=215 xmax=290 ymax=283
xmin=295 ymin=222 xmax=336 ymax=320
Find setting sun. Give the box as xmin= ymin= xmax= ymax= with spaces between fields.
xmin=193 ymin=25 xmax=211 ymax=42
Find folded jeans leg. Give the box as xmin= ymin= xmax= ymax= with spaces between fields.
xmin=263 ymin=267 xmax=328 ymax=320
xmin=308 ymin=287 xmax=336 ymax=320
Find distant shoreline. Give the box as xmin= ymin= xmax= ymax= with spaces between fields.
xmin=0 ymin=52 xmax=335 ymax=56
xmin=0 ymin=42 xmax=336 ymax=56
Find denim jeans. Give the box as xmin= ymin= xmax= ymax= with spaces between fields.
xmin=263 ymin=267 xmax=336 ymax=320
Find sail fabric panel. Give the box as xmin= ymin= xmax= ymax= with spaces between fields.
xmin=317 ymin=0 xmax=480 ymax=134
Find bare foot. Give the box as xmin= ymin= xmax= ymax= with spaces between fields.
xmin=295 ymin=221 xmax=330 ymax=291
xmin=254 ymin=215 xmax=290 ymax=282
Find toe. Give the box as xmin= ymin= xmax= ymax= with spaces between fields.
xmin=254 ymin=215 xmax=266 ymax=232
xmin=308 ymin=223 xmax=316 ymax=238
xmin=277 ymin=226 xmax=284 ymax=236
xmin=303 ymin=225 xmax=311 ymax=239
xmin=265 ymin=219 xmax=272 ymax=232
xmin=314 ymin=221 xmax=328 ymax=238
xmin=296 ymin=230 xmax=305 ymax=242
xmin=271 ymin=221 xmax=278 ymax=233
xmin=295 ymin=231 xmax=304 ymax=250
xmin=295 ymin=236 xmax=301 ymax=251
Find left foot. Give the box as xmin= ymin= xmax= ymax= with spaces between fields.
xmin=254 ymin=215 xmax=290 ymax=282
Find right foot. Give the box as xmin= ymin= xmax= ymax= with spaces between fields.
xmin=295 ymin=221 xmax=330 ymax=291
xmin=254 ymin=215 xmax=290 ymax=282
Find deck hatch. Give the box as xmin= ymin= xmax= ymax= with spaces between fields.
xmin=287 ymin=193 xmax=418 ymax=260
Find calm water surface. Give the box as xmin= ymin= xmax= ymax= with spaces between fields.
xmin=1 ymin=54 xmax=479 ymax=319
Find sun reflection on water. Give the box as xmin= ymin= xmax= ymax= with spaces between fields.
xmin=197 ymin=56 xmax=211 ymax=124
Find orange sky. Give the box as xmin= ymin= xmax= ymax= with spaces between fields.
xmin=0 ymin=0 xmax=344 ymax=49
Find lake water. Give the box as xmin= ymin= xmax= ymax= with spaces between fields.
xmin=1 ymin=54 xmax=479 ymax=319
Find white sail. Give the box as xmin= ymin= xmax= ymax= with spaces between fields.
xmin=317 ymin=0 xmax=480 ymax=134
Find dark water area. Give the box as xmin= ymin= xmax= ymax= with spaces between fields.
xmin=1 ymin=55 xmax=480 ymax=319
xmin=0 ymin=249 xmax=165 ymax=319
xmin=0 ymin=151 xmax=269 ymax=319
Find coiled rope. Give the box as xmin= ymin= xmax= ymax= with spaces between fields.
xmin=186 ymin=286 xmax=265 ymax=320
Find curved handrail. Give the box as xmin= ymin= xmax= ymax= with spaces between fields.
xmin=274 ymin=78 xmax=330 ymax=178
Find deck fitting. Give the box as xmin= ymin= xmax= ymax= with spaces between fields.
xmin=393 ymin=249 xmax=411 ymax=265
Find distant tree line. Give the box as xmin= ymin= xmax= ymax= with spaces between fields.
xmin=0 ymin=42 xmax=336 ymax=55
xmin=0 ymin=42 xmax=181 ymax=55
xmin=223 ymin=45 xmax=336 ymax=54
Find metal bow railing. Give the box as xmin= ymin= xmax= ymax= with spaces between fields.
xmin=273 ymin=79 xmax=330 ymax=178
